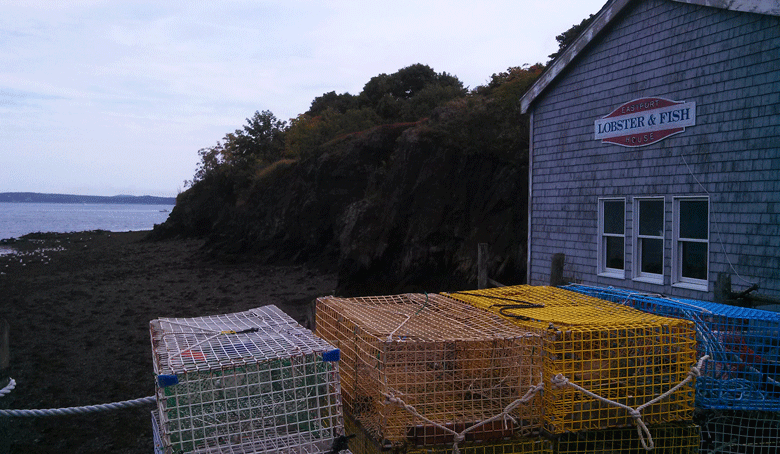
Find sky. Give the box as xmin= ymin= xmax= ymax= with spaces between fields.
xmin=1 ymin=0 xmax=606 ymax=197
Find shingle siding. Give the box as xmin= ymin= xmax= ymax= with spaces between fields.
xmin=528 ymin=0 xmax=780 ymax=299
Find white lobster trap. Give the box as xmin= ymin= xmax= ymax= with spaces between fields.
xmin=150 ymin=305 xmax=344 ymax=454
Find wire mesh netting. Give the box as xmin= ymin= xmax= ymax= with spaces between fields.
xmin=153 ymin=410 xmax=165 ymax=454
xmin=445 ymin=286 xmax=698 ymax=435
xmin=554 ymin=423 xmax=701 ymax=454
xmin=150 ymin=305 xmax=344 ymax=454
xmin=698 ymin=410 xmax=780 ymax=454
xmin=343 ymin=413 xmax=553 ymax=454
xmin=315 ymin=293 xmax=544 ymax=448
xmin=563 ymin=285 xmax=780 ymax=411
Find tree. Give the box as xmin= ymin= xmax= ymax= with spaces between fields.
xmin=547 ymin=14 xmax=596 ymax=63
xmin=185 ymin=143 xmax=225 ymax=187
xmin=230 ymin=110 xmax=287 ymax=166
xmin=358 ymin=64 xmax=466 ymax=121
xmin=307 ymin=91 xmax=357 ymax=116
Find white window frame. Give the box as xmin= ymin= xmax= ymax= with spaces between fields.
xmin=672 ymin=196 xmax=709 ymax=291
xmin=633 ymin=197 xmax=665 ymax=284
xmin=598 ymin=198 xmax=626 ymax=279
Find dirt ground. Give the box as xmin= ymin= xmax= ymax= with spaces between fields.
xmin=0 ymin=230 xmax=338 ymax=454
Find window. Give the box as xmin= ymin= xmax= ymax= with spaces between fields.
xmin=673 ymin=197 xmax=709 ymax=290
xmin=634 ymin=197 xmax=665 ymax=283
xmin=598 ymin=198 xmax=625 ymax=278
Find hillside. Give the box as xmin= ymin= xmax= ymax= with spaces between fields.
xmin=0 ymin=192 xmax=176 ymax=205
xmin=150 ymin=63 xmax=546 ymax=294
xmin=153 ymin=112 xmax=530 ymax=295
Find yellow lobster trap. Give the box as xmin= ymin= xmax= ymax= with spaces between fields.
xmin=315 ymin=293 xmax=544 ymax=449
xmin=554 ymin=423 xmax=700 ymax=454
xmin=445 ymin=286 xmax=698 ymax=436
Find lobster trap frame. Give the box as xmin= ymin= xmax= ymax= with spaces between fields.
xmin=698 ymin=409 xmax=780 ymax=454
xmin=564 ymin=284 xmax=780 ymax=411
xmin=445 ymin=286 xmax=698 ymax=435
xmin=553 ymin=423 xmax=701 ymax=454
xmin=315 ymin=293 xmax=544 ymax=448
xmin=343 ymin=413 xmax=553 ymax=454
xmin=150 ymin=305 xmax=344 ymax=454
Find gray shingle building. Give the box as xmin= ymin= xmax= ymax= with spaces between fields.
xmin=520 ymin=0 xmax=779 ymax=301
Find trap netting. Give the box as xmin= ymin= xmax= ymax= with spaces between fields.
xmin=150 ymin=305 xmax=344 ymax=454
xmin=445 ymin=286 xmax=698 ymax=435
xmin=343 ymin=414 xmax=553 ymax=454
xmin=698 ymin=410 xmax=780 ymax=454
xmin=554 ymin=423 xmax=701 ymax=454
xmin=315 ymin=293 xmax=544 ymax=448
xmin=563 ymin=284 xmax=780 ymax=411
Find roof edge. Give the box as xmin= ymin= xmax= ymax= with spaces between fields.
xmin=673 ymin=0 xmax=780 ymax=15
xmin=520 ymin=0 xmax=780 ymax=113
xmin=520 ymin=0 xmax=632 ymax=114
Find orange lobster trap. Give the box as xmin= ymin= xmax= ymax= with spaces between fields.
xmin=445 ymin=286 xmax=698 ymax=436
xmin=315 ymin=293 xmax=544 ymax=449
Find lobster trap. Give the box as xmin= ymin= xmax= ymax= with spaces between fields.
xmin=554 ymin=423 xmax=701 ymax=454
xmin=698 ymin=410 xmax=780 ymax=454
xmin=445 ymin=286 xmax=698 ymax=435
xmin=564 ymin=285 xmax=780 ymax=411
xmin=343 ymin=413 xmax=553 ymax=454
xmin=315 ymin=293 xmax=544 ymax=448
xmin=150 ymin=305 xmax=344 ymax=454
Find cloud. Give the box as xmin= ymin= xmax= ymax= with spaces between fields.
xmin=0 ymin=0 xmax=605 ymax=196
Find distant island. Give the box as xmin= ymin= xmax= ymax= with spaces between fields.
xmin=0 ymin=192 xmax=176 ymax=205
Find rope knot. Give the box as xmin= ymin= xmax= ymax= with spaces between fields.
xmin=551 ymin=374 xmax=569 ymax=387
xmin=688 ymin=355 xmax=709 ymax=379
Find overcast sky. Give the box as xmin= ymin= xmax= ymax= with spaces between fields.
xmin=1 ymin=0 xmax=605 ymax=197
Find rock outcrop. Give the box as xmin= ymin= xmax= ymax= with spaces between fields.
xmin=153 ymin=118 xmax=528 ymax=295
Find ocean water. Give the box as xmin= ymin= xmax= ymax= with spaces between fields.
xmin=0 ymin=202 xmax=174 ymax=242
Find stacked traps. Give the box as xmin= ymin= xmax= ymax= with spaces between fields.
xmin=562 ymin=285 xmax=780 ymax=453
xmin=561 ymin=284 xmax=780 ymax=411
xmin=444 ymin=286 xmax=699 ymax=445
xmin=562 ymin=284 xmax=780 ymax=412
xmin=315 ymin=293 xmax=544 ymax=451
xmin=343 ymin=413 xmax=554 ymax=454
xmin=150 ymin=305 xmax=345 ymax=454
xmin=698 ymin=410 xmax=780 ymax=454
xmin=554 ymin=423 xmax=701 ymax=454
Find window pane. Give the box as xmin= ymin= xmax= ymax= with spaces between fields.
xmin=605 ymin=236 xmax=624 ymax=270
xmin=641 ymin=238 xmax=663 ymax=275
xmin=603 ymin=201 xmax=624 ymax=234
xmin=680 ymin=200 xmax=708 ymax=239
xmin=639 ymin=200 xmax=664 ymax=237
xmin=682 ymin=241 xmax=707 ymax=280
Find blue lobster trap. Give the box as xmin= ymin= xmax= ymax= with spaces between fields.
xmin=563 ymin=285 xmax=780 ymax=412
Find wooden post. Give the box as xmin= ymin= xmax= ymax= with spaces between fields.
xmin=550 ymin=253 xmax=565 ymax=286
xmin=714 ymin=273 xmax=731 ymax=304
xmin=478 ymin=243 xmax=488 ymax=290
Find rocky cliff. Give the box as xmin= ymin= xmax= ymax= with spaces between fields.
xmin=153 ymin=110 xmax=528 ymax=296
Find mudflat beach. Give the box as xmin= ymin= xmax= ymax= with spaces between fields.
xmin=0 ymin=230 xmax=337 ymax=454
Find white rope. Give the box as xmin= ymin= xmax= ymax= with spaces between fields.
xmin=0 ymin=378 xmax=15 ymax=398
xmin=382 ymin=376 xmax=544 ymax=454
xmin=550 ymin=355 xmax=709 ymax=451
xmin=0 ymin=395 xmax=156 ymax=418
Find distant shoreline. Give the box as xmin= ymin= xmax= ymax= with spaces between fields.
xmin=0 ymin=192 xmax=176 ymax=205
